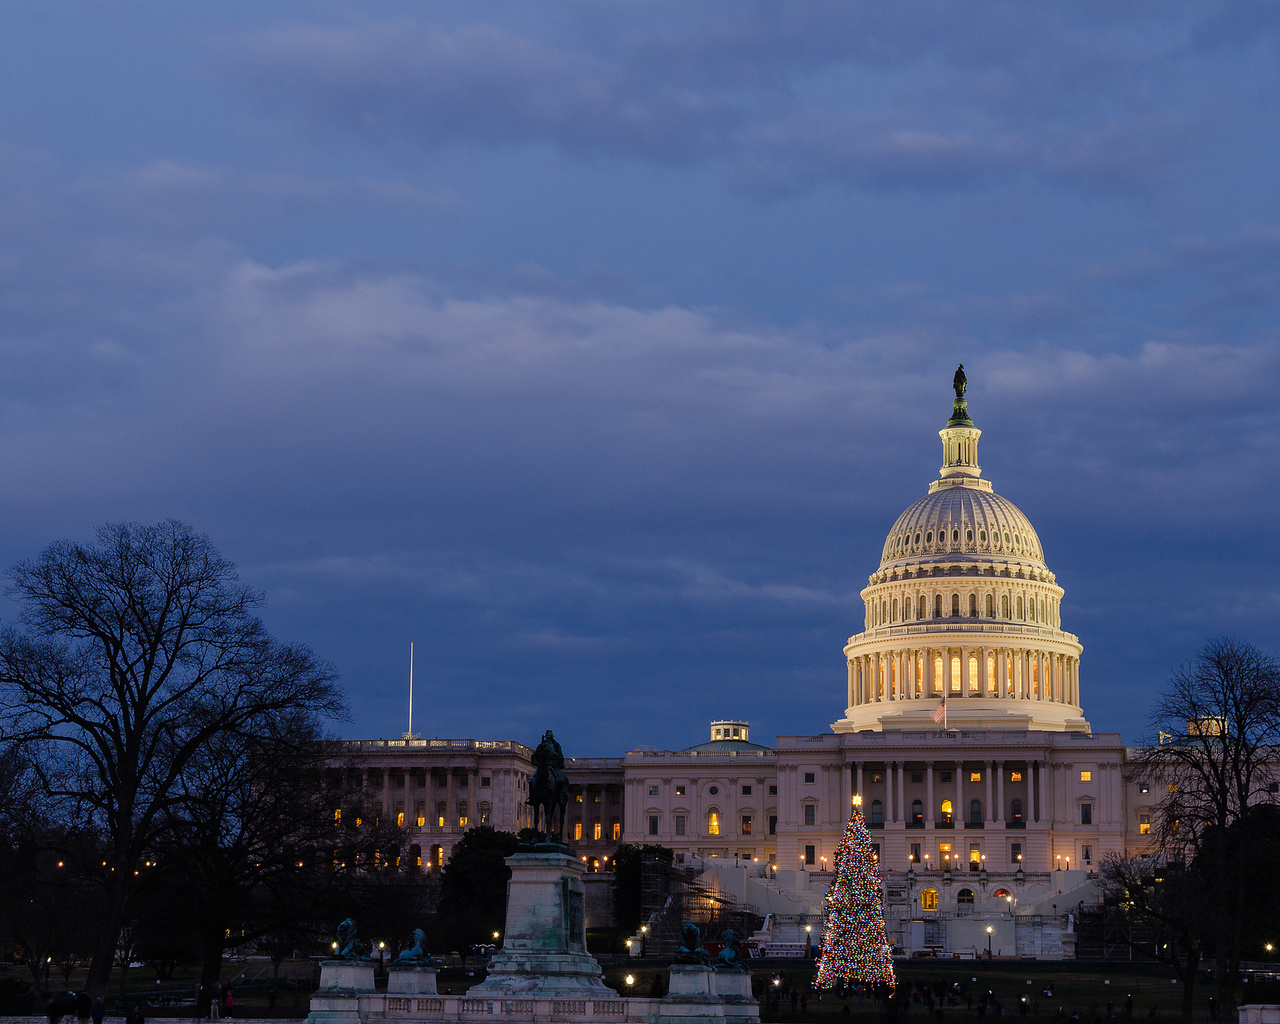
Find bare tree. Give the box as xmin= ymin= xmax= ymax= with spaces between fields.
xmin=1128 ymin=637 xmax=1280 ymax=1018
xmin=0 ymin=521 xmax=345 ymax=999
xmin=1098 ymin=855 xmax=1204 ymax=1022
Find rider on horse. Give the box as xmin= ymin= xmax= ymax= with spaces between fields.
xmin=529 ymin=730 xmax=569 ymax=839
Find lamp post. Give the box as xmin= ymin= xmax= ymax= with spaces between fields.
xmin=641 ymin=924 xmax=648 ymax=957
xmin=804 ymin=924 xmax=813 ymax=959
xmin=986 ymin=926 xmax=993 ymax=959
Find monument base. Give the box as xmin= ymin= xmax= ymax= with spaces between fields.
xmin=308 ymin=961 xmax=377 ymax=1024
xmin=468 ymin=849 xmax=615 ymax=999
xmin=660 ymin=965 xmax=759 ymax=1024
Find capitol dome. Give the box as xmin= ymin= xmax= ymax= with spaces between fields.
xmin=832 ymin=376 xmax=1088 ymax=735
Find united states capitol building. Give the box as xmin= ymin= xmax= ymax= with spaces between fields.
xmin=339 ymin=378 xmax=1156 ymax=958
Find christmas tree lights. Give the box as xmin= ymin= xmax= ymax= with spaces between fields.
xmin=815 ymin=796 xmax=896 ymax=989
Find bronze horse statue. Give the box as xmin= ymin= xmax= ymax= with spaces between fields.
xmin=528 ymin=730 xmax=570 ymax=842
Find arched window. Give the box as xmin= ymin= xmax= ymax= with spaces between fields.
xmin=985 ymin=594 xmax=994 ymax=617
xmin=1011 ymin=799 xmax=1023 ymax=823
xmin=966 ymin=529 xmax=973 ymax=543
xmin=1030 ymin=599 xmax=1037 ymax=622
xmin=409 ymin=843 xmax=422 ymax=870
xmin=871 ymin=800 xmax=884 ymax=825
xmin=934 ymin=594 xmax=943 ymax=617
xmin=918 ymin=596 xmax=927 ymax=619
xmin=992 ymin=888 xmax=1011 ymax=899
xmin=969 ymin=594 xmax=978 ymax=617
xmin=911 ymin=799 xmax=923 ymax=825
xmin=926 ymin=531 xmax=933 ymax=544
xmin=952 ymin=529 xmax=959 ymax=543
xmin=430 ymin=844 xmax=443 ymax=868
xmin=921 ymin=888 xmax=939 ymax=911
xmin=970 ymin=799 xmax=983 ymax=824
xmin=882 ymin=600 xmax=888 ymax=622
xmin=891 ymin=598 xmax=898 ymax=622
xmin=707 ymin=810 xmax=720 ymax=835
xmin=957 ymin=888 xmax=975 ymax=905
xmin=940 ymin=799 xmax=953 ymax=825
xmin=951 ymin=594 xmax=960 ymax=616
xmin=1001 ymin=594 xmax=1009 ymax=618
xmin=1017 ymin=596 xmax=1024 ymax=620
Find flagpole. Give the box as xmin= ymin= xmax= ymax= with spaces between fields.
xmin=408 ymin=642 xmax=414 ymax=738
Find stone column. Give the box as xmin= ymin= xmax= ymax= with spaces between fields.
xmin=896 ymin=762 xmax=906 ymax=822
xmin=995 ymin=762 xmax=1005 ymax=824
xmin=906 ymin=651 xmax=916 ymax=699
xmin=840 ymin=761 xmax=852 ymax=817
xmin=884 ymin=762 xmax=894 ymax=823
xmin=960 ymin=646 xmax=970 ymax=697
xmin=1038 ymin=760 xmax=1048 ymax=824
xmin=984 ymin=761 xmax=993 ymax=822
xmin=955 ymin=760 xmax=964 ymax=827
xmin=942 ymin=648 xmax=952 ymax=696
xmin=855 ymin=761 xmax=864 ymax=801
xmin=847 ymin=659 xmax=856 ymax=709
xmin=926 ymin=761 xmax=935 ymax=828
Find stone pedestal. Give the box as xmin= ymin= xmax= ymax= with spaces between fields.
xmin=308 ymin=961 xmax=377 ymax=1024
xmin=387 ymin=964 xmax=439 ymax=994
xmin=468 ymin=847 xmax=614 ymax=998
xmin=660 ymin=965 xmax=759 ymax=1024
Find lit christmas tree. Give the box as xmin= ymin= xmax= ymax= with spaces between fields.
xmin=815 ymin=796 xmax=896 ymax=989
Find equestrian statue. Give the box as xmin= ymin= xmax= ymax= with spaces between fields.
xmin=527 ymin=729 xmax=570 ymax=843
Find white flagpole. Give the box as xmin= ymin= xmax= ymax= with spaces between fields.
xmin=408 ymin=642 xmax=414 ymax=737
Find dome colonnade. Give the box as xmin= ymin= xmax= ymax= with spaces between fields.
xmin=835 ymin=387 xmax=1088 ymax=734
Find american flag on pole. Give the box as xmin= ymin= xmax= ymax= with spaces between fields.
xmin=932 ymin=695 xmax=946 ymax=724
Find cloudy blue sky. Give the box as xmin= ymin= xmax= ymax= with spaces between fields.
xmin=0 ymin=2 xmax=1276 ymax=754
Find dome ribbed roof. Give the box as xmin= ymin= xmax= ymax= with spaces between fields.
xmin=879 ymin=486 xmax=1044 ymax=570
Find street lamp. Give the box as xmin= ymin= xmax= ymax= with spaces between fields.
xmin=641 ymin=924 xmax=648 ymax=957
xmin=986 ymin=926 xmax=993 ymax=959
xmin=804 ymin=924 xmax=813 ymax=958
xmin=625 ymin=974 xmax=634 ymax=990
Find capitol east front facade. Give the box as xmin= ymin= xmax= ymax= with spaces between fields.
xmin=339 ymin=379 xmax=1150 ymax=958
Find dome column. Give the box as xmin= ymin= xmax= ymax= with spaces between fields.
xmin=960 ymin=646 xmax=970 ymax=697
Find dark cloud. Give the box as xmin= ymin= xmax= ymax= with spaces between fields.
xmin=211 ymin=4 xmax=1246 ymax=197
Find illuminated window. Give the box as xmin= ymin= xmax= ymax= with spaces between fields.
xmin=1080 ymin=771 xmax=1092 ymax=782
xmin=457 ymin=816 xmax=467 ymax=827
xmin=970 ymin=772 xmax=982 ymax=783
xmin=437 ymin=816 xmax=444 ymax=827
xmin=416 ymin=807 xmax=425 ymax=828
xmin=1010 ymin=771 xmax=1022 ymax=782
xmin=574 ymin=822 xmax=583 ymax=841
xmin=969 ymin=845 xmax=981 ymax=868
xmin=921 ymin=888 xmax=938 ymax=911
xmin=741 ymin=815 xmax=753 ymax=835
xmin=707 ymin=811 xmax=720 ymax=835
xmin=333 ymin=809 xmax=342 ymax=824
xmin=939 ymin=842 xmax=952 ymax=867
xmin=940 ymin=799 xmax=953 ymax=825
xmin=1139 ymin=814 xmax=1151 ymax=835
xmin=397 ymin=810 xmax=405 ymax=827
xmin=1139 ymin=783 xmax=1149 ymax=794
xmin=593 ymin=821 xmax=602 ymax=841
xmin=675 ymin=785 xmax=686 ymax=796
xmin=576 ymin=793 xmax=584 ymax=803
xmin=1168 ymin=783 xmax=1178 ymax=794
xmin=612 ymin=821 xmax=621 ymax=840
